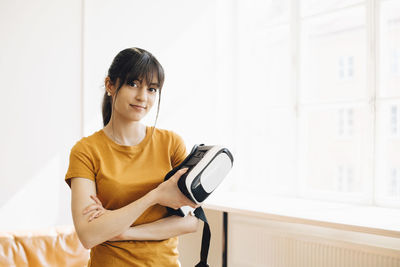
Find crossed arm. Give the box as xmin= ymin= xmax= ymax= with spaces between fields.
xmin=83 ymin=195 xmax=199 ymax=242
xmin=70 ymin=168 xmax=199 ymax=249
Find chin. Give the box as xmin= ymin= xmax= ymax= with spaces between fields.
xmin=130 ymin=115 xmax=146 ymax=122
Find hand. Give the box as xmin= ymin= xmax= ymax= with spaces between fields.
xmin=154 ymin=168 xmax=200 ymax=210
xmin=82 ymin=195 xmax=107 ymax=222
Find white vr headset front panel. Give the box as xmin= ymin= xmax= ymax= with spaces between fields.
xmin=200 ymin=152 xmax=232 ymax=193
xmin=184 ymin=146 xmax=233 ymax=204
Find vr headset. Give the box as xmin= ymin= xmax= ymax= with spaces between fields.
xmin=164 ymin=144 xmax=234 ymax=267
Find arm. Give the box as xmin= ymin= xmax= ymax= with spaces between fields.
xmin=109 ymin=215 xmax=200 ymax=241
xmin=71 ymin=168 xmax=196 ymax=249
xmin=83 ymin=195 xmax=199 ymax=241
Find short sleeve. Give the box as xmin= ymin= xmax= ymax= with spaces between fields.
xmin=171 ymin=132 xmax=187 ymax=168
xmin=65 ymin=141 xmax=96 ymax=188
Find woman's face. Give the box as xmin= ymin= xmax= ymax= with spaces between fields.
xmin=111 ymin=77 xmax=160 ymax=122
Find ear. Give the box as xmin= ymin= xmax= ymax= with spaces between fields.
xmin=105 ymin=77 xmax=116 ymax=95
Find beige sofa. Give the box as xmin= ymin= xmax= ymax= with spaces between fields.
xmin=0 ymin=225 xmax=89 ymax=267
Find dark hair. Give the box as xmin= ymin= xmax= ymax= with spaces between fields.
xmin=102 ymin=47 xmax=165 ymax=126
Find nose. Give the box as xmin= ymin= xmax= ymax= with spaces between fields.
xmin=135 ymin=87 xmax=147 ymax=102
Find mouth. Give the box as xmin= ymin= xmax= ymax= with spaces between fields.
xmin=130 ymin=104 xmax=146 ymax=110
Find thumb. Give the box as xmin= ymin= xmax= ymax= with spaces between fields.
xmin=171 ymin=168 xmax=188 ymax=182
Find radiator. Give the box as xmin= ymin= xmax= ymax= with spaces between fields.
xmin=228 ymin=214 xmax=400 ymax=267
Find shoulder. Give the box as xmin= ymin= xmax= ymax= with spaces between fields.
xmin=70 ymin=130 xmax=104 ymax=154
xmin=151 ymin=127 xmax=184 ymax=144
xmin=152 ymin=127 xmax=188 ymax=166
xmin=150 ymin=127 xmax=186 ymax=157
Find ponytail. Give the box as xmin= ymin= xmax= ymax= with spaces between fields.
xmin=102 ymin=92 xmax=113 ymax=126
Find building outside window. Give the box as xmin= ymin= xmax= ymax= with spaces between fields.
xmin=339 ymin=56 xmax=355 ymax=80
xmin=336 ymin=164 xmax=355 ymax=192
xmin=389 ymin=168 xmax=400 ymax=197
xmin=391 ymin=105 xmax=398 ymax=136
xmin=338 ymin=108 xmax=354 ymax=137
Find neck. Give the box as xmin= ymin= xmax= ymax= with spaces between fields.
xmin=103 ymin=117 xmax=146 ymax=146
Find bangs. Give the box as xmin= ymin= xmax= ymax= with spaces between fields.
xmin=124 ymin=52 xmax=164 ymax=89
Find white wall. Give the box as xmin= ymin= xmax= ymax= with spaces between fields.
xmin=0 ymin=0 xmax=82 ymax=230
xmin=83 ymin=0 xmax=222 ymax=147
xmin=0 ymin=0 xmax=234 ymax=231
xmin=83 ymin=0 xmax=236 ymax=193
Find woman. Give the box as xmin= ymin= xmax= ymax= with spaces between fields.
xmin=65 ymin=47 xmax=199 ymax=266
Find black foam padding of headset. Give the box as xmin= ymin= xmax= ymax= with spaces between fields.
xmin=164 ymin=144 xmax=210 ymax=267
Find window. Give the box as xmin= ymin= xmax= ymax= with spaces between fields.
xmin=234 ymin=0 xmax=295 ymax=195
xmin=228 ymin=0 xmax=400 ymax=207
xmin=339 ymin=56 xmax=355 ymax=80
xmin=389 ymin=168 xmax=400 ymax=197
xmin=300 ymin=3 xmax=366 ymax=103
xmin=338 ymin=108 xmax=354 ymax=137
xmin=375 ymin=0 xmax=400 ymax=206
xmin=391 ymin=105 xmax=398 ymax=136
xmin=379 ymin=0 xmax=400 ymax=98
xmin=298 ymin=1 xmax=369 ymax=201
xmin=336 ymin=165 xmax=355 ymax=192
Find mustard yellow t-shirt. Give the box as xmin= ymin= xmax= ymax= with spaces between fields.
xmin=65 ymin=126 xmax=187 ymax=267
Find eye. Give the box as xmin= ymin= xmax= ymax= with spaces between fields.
xmin=148 ymin=87 xmax=159 ymax=93
xmin=127 ymin=81 xmax=138 ymax=87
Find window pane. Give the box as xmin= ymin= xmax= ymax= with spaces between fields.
xmin=298 ymin=104 xmax=373 ymax=202
xmin=375 ymin=100 xmax=400 ymax=206
xmin=236 ymin=0 xmax=292 ymax=107
xmin=378 ymin=0 xmax=400 ymax=98
xmin=301 ymin=0 xmax=364 ymax=17
xmin=300 ymin=6 xmax=367 ymax=103
xmin=235 ymin=108 xmax=296 ymax=195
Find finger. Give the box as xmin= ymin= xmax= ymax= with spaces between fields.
xmin=180 ymin=195 xmax=198 ymax=209
xmin=87 ymin=204 xmax=104 ymax=214
xmin=83 ymin=207 xmax=100 ymax=216
xmin=88 ymin=210 xmax=103 ymax=222
xmin=82 ymin=204 xmax=101 ymax=215
xmin=188 ymin=202 xmax=198 ymax=209
xmin=176 ymin=168 xmax=188 ymax=176
xmin=90 ymin=195 xmax=102 ymax=206
xmin=171 ymin=168 xmax=189 ymax=181
xmin=188 ymin=199 xmax=200 ymax=209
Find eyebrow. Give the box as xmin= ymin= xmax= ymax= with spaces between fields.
xmin=136 ymin=79 xmax=159 ymax=87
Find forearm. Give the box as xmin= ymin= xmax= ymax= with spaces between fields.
xmin=71 ymin=168 xmax=198 ymax=249
xmin=73 ymin=189 xmax=158 ymax=249
xmin=110 ymin=215 xmax=200 ymax=241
